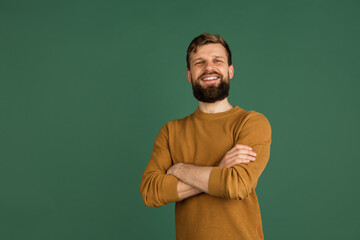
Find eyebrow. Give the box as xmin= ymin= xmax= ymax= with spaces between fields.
xmin=193 ymin=55 xmax=226 ymax=62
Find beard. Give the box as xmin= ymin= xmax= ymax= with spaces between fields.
xmin=191 ymin=71 xmax=230 ymax=103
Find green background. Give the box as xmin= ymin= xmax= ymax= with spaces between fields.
xmin=1 ymin=0 xmax=359 ymax=239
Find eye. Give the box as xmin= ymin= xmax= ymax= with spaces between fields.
xmin=195 ymin=61 xmax=204 ymax=65
xmin=214 ymin=59 xmax=222 ymax=63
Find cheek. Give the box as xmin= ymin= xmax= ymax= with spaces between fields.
xmin=222 ymin=67 xmax=230 ymax=75
xmin=192 ymin=69 xmax=202 ymax=78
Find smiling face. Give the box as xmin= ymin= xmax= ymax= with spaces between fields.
xmin=187 ymin=43 xmax=234 ymax=103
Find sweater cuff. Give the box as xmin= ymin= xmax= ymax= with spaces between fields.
xmin=161 ymin=174 xmax=181 ymax=203
xmin=208 ymin=167 xmax=224 ymax=198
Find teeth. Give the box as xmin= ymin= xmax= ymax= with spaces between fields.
xmin=202 ymin=77 xmax=219 ymax=81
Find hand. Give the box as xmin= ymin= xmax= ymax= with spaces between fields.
xmin=219 ymin=144 xmax=257 ymax=168
xmin=167 ymin=163 xmax=183 ymax=177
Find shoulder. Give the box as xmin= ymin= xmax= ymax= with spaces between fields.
xmin=244 ymin=110 xmax=271 ymax=125
xmin=165 ymin=112 xmax=194 ymax=128
xmin=231 ymin=107 xmax=271 ymax=128
xmin=232 ymin=109 xmax=272 ymax=145
xmin=234 ymin=109 xmax=272 ymax=137
xmin=156 ymin=117 xmax=188 ymax=137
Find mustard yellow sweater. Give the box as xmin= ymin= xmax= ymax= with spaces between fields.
xmin=140 ymin=106 xmax=272 ymax=240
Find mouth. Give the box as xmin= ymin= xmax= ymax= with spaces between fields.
xmin=201 ymin=75 xmax=220 ymax=84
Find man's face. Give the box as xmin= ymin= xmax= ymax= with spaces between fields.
xmin=187 ymin=43 xmax=234 ymax=103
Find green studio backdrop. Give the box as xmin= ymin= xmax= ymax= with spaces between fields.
xmin=1 ymin=0 xmax=359 ymax=239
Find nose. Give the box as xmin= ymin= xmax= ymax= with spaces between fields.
xmin=204 ymin=61 xmax=216 ymax=72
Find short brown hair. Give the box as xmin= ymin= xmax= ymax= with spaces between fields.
xmin=186 ymin=33 xmax=232 ymax=70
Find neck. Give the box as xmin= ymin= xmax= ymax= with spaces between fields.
xmin=198 ymin=98 xmax=233 ymax=113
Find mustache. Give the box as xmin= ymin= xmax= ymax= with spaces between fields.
xmin=198 ymin=71 xmax=223 ymax=80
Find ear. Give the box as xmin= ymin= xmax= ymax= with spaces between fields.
xmin=186 ymin=69 xmax=191 ymax=83
xmin=229 ymin=65 xmax=234 ymax=79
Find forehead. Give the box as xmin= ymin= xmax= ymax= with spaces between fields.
xmin=190 ymin=43 xmax=227 ymax=61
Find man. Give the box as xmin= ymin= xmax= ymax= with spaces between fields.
xmin=139 ymin=33 xmax=272 ymax=240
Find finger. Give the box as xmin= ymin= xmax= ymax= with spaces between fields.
xmin=227 ymin=155 xmax=256 ymax=167
xmin=226 ymin=144 xmax=252 ymax=156
xmin=226 ymin=149 xmax=257 ymax=159
xmin=223 ymin=152 xmax=253 ymax=165
xmin=223 ymin=155 xmax=255 ymax=168
xmin=224 ymin=145 xmax=239 ymax=156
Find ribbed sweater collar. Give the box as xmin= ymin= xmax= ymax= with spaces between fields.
xmin=193 ymin=106 xmax=241 ymax=120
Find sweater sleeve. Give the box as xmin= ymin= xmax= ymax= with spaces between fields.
xmin=139 ymin=122 xmax=180 ymax=207
xmin=208 ymin=112 xmax=272 ymax=200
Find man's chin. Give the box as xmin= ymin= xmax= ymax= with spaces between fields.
xmin=191 ymin=77 xmax=230 ymax=103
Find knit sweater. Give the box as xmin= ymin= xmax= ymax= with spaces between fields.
xmin=139 ymin=106 xmax=272 ymax=240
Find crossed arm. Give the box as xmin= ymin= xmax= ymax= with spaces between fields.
xmin=167 ymin=144 xmax=257 ymax=200
xmin=139 ymin=113 xmax=271 ymax=207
